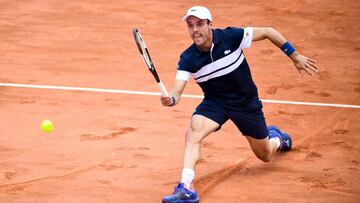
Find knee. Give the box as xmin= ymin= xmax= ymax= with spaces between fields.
xmin=258 ymin=154 xmax=272 ymax=162
xmin=254 ymin=149 xmax=272 ymax=162
xmin=185 ymin=127 xmax=202 ymax=144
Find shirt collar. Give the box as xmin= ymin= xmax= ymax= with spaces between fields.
xmin=212 ymin=29 xmax=220 ymax=44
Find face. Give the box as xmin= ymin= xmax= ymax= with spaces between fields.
xmin=186 ymin=16 xmax=212 ymax=50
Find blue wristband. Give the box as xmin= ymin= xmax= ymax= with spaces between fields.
xmin=169 ymin=96 xmax=176 ymax=106
xmin=280 ymin=41 xmax=296 ymax=56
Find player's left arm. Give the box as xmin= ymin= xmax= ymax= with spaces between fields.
xmin=252 ymin=27 xmax=318 ymax=76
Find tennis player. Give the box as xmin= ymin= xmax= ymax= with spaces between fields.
xmin=161 ymin=6 xmax=318 ymax=203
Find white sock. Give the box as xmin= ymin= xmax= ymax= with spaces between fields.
xmin=180 ymin=168 xmax=195 ymax=189
xmin=270 ymin=137 xmax=281 ymax=150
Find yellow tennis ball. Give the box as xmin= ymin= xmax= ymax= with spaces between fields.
xmin=41 ymin=120 xmax=54 ymax=132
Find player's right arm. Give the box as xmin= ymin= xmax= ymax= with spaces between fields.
xmin=160 ymin=79 xmax=187 ymax=107
xmin=162 ymin=51 xmax=192 ymax=107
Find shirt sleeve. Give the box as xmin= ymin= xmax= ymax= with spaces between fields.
xmin=175 ymin=70 xmax=191 ymax=81
xmin=176 ymin=53 xmax=192 ymax=81
xmin=239 ymin=27 xmax=253 ymax=49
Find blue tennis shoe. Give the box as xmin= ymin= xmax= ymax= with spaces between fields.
xmin=267 ymin=125 xmax=292 ymax=151
xmin=162 ymin=183 xmax=199 ymax=203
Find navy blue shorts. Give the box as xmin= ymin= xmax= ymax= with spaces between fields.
xmin=193 ymin=98 xmax=268 ymax=139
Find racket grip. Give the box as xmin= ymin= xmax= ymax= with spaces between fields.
xmin=157 ymin=81 xmax=168 ymax=96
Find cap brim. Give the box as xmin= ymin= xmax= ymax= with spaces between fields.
xmin=182 ymin=14 xmax=211 ymax=21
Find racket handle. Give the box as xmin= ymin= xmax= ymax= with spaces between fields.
xmin=157 ymin=81 xmax=168 ymax=96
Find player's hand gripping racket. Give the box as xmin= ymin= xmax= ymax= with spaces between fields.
xmin=132 ymin=28 xmax=168 ymax=96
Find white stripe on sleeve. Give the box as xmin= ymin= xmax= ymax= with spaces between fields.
xmin=239 ymin=27 xmax=253 ymax=49
xmin=176 ymin=70 xmax=191 ymax=81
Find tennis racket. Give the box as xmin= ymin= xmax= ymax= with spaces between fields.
xmin=132 ymin=28 xmax=168 ymax=96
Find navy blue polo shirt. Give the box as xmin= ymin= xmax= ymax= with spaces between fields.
xmin=176 ymin=27 xmax=258 ymax=109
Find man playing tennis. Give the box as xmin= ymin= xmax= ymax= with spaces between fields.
xmin=161 ymin=6 xmax=318 ymax=203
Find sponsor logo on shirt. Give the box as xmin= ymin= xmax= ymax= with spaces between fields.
xmin=224 ymin=49 xmax=231 ymax=55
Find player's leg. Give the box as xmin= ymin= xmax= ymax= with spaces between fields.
xmin=181 ymin=99 xmax=227 ymax=188
xmin=162 ymin=99 xmax=228 ymax=203
xmin=229 ymin=98 xmax=292 ymax=162
xmin=245 ymin=125 xmax=293 ymax=162
xmin=183 ymin=114 xmax=221 ymax=169
xmin=162 ymin=116 xmax=220 ymax=203
xmin=182 ymin=114 xmax=220 ymax=183
xmin=245 ymin=135 xmax=278 ymax=162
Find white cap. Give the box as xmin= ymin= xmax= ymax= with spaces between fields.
xmin=182 ymin=6 xmax=212 ymax=22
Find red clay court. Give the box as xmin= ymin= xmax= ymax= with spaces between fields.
xmin=0 ymin=1 xmax=359 ymax=202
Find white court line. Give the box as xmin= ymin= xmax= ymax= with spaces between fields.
xmin=1 ymin=82 xmax=359 ymax=109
